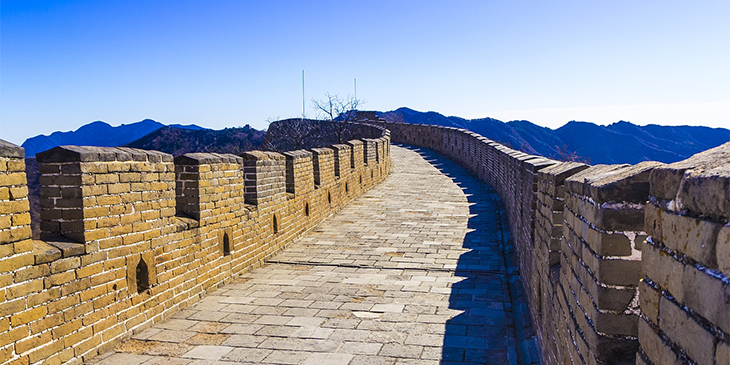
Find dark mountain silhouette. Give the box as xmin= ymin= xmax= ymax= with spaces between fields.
xmin=24 ymin=123 xmax=263 ymax=237
xmin=21 ymin=119 xmax=204 ymax=157
xmin=125 ymin=125 xmax=265 ymax=156
xmin=379 ymin=107 xmax=729 ymax=164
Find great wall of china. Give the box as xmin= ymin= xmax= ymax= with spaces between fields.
xmin=1 ymin=118 xmax=729 ymax=364
xmin=0 ymin=123 xmax=390 ymax=364
xmin=379 ymin=121 xmax=730 ymax=365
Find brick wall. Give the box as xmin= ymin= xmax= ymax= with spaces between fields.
xmin=0 ymin=123 xmax=390 ymax=365
xmin=379 ymin=121 xmax=730 ymax=365
xmin=639 ymin=143 xmax=730 ymax=365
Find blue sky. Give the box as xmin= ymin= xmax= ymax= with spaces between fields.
xmin=1 ymin=0 xmax=728 ymax=145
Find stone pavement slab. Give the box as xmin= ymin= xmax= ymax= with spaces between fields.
xmin=88 ymin=145 xmax=529 ymax=365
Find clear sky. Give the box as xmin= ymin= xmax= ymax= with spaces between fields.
xmin=1 ymin=0 xmax=728 ymax=145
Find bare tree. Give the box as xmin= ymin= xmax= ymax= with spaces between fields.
xmin=263 ymin=117 xmax=325 ymax=152
xmin=311 ymin=93 xmax=363 ymax=144
xmin=554 ymin=144 xmax=589 ymax=163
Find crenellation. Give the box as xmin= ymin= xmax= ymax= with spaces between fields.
xmin=240 ymin=150 xmax=286 ymax=206
xmin=362 ymin=138 xmax=378 ymax=165
xmin=282 ymin=149 xmax=314 ymax=195
xmin=311 ymin=147 xmax=335 ymax=188
xmin=0 ymin=121 xmax=391 ymax=365
xmin=329 ymin=144 xmax=351 ymax=178
xmin=346 ymin=139 xmax=364 ymax=171
xmin=3 ymin=116 xmax=728 ymax=364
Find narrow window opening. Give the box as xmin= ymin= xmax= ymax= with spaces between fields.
xmin=136 ymin=259 xmax=150 ymax=293
xmin=359 ymin=175 xmax=363 ymax=184
xmin=327 ymin=191 xmax=332 ymax=204
xmin=304 ymin=202 xmax=310 ymax=217
xmin=272 ymin=215 xmax=279 ymax=234
xmin=345 ymin=182 xmax=349 ymax=194
xmin=222 ymin=232 xmax=231 ymax=256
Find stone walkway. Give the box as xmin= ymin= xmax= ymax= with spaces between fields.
xmin=89 ymin=145 xmax=526 ymax=365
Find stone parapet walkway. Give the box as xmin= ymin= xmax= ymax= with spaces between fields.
xmin=89 ymin=145 xmax=532 ymax=365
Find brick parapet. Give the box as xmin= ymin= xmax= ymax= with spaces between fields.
xmin=0 ymin=120 xmax=391 ymax=365
xmin=378 ymin=120 xmax=730 ymax=365
xmin=639 ymin=142 xmax=730 ymax=365
xmin=283 ymin=150 xmax=314 ymax=195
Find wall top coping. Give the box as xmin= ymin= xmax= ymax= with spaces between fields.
xmin=175 ymin=153 xmax=243 ymax=165
xmin=346 ymin=140 xmax=364 ymax=147
xmin=565 ymin=161 xmax=664 ymax=204
xmin=329 ymin=144 xmax=352 ymax=151
xmin=240 ymin=150 xmax=285 ymax=161
xmin=649 ymin=141 xmax=730 ymax=202
xmin=538 ymin=162 xmax=590 ymax=185
xmin=310 ymin=147 xmax=334 ymax=155
xmin=282 ymin=150 xmax=313 ymax=159
xmin=521 ymin=157 xmax=558 ymax=172
xmin=37 ymin=145 xmax=174 ymax=163
xmin=0 ymin=139 xmax=24 ymax=158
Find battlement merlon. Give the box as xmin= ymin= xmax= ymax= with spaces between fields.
xmin=239 ymin=151 xmax=286 ymax=206
xmin=0 ymin=139 xmax=31 ymax=245
xmin=174 ymin=153 xmax=244 ymax=224
xmin=310 ymin=147 xmax=335 ymax=188
xmin=329 ymin=144 xmax=351 ymax=178
xmin=36 ymin=146 xmax=175 ymax=246
xmin=282 ymin=149 xmax=314 ymax=196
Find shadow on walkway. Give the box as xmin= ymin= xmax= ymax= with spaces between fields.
xmin=401 ymin=145 xmax=538 ymax=365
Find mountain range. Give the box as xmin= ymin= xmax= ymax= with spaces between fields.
xmin=18 ymin=109 xmax=730 ymax=164
xmin=378 ymin=108 xmax=730 ymax=164
xmin=21 ymin=119 xmax=204 ymax=157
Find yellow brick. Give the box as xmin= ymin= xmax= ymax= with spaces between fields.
xmin=79 ymin=284 xmax=107 ymax=302
xmin=50 ymin=257 xmax=81 ymax=273
xmin=29 ymin=311 xmax=63 ymax=334
xmin=28 ymin=338 xmax=65 ymax=364
xmin=64 ymin=326 xmax=93 ymax=349
xmin=26 ymin=287 xmax=60 ymax=307
xmin=51 ymin=318 xmax=82 ymax=339
xmin=49 ymin=271 xmax=75 ymax=286
xmin=11 ymin=305 xmax=47 ymax=326
xmin=10 ymin=213 xmax=30 ymax=226
xmin=14 ymin=264 xmax=50 ymax=282
xmin=76 ymin=262 xmax=103 ymax=278
xmin=15 ymin=330 xmax=51 ymax=354
xmin=6 ymin=279 xmax=43 ymax=299
xmin=0 ymin=200 xmax=28 ymax=215
xmin=9 ymin=186 xmax=28 ymax=199
xmin=47 ymin=294 xmax=79 ymax=314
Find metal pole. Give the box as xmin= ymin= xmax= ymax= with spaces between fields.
xmin=302 ymin=70 xmax=305 ymax=119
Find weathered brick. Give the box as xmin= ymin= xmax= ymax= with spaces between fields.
xmin=659 ymin=296 xmax=716 ymax=365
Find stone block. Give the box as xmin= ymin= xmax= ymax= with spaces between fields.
xmin=649 ymin=141 xmax=730 ymax=201
xmin=637 ymin=318 xmax=681 ymax=365
xmin=718 ymin=224 xmax=730 ymax=274
xmin=565 ymin=162 xmax=663 ymax=204
xmin=682 ymin=264 xmax=730 ymax=334
xmin=0 ymin=139 xmax=24 ymax=158
xmin=659 ymin=296 xmax=716 ymax=365
xmin=638 ymin=279 xmax=660 ymax=325
xmin=660 ymin=210 xmax=722 ymax=268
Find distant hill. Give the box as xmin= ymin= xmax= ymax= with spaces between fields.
xmin=126 ymin=125 xmax=265 ymax=156
xmin=21 ymin=119 xmax=204 ymax=157
xmin=379 ymin=107 xmax=730 ymax=164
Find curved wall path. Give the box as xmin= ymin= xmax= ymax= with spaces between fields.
xmin=88 ymin=145 xmax=536 ymax=365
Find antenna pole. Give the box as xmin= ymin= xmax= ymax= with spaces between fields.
xmin=302 ymin=70 xmax=305 ymax=119
xmin=354 ymin=78 xmax=357 ymax=100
